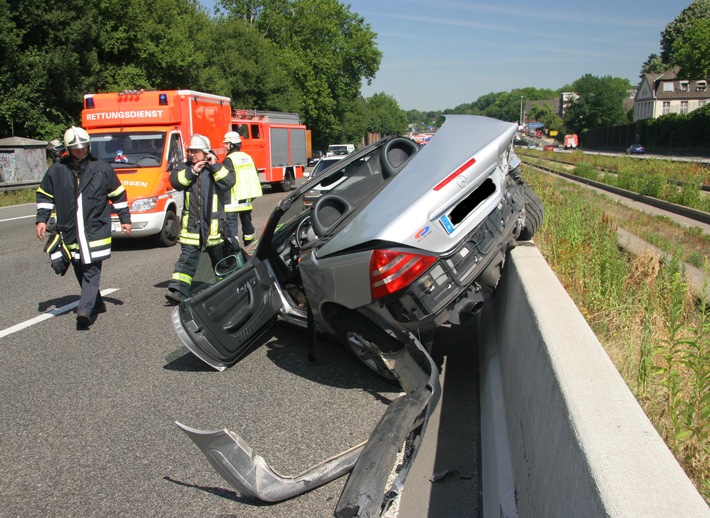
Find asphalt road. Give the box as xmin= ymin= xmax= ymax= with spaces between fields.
xmin=0 ymin=177 xmax=482 ymax=517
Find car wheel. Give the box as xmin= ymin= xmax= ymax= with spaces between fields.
xmin=519 ymin=184 xmax=544 ymax=241
xmin=332 ymin=312 xmax=402 ymax=383
xmin=157 ymin=209 xmax=180 ymax=247
xmin=272 ymin=169 xmax=294 ymax=192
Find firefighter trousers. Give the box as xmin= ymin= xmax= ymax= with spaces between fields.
xmin=168 ymin=243 xmax=226 ymax=296
xmin=73 ymin=261 xmax=104 ymax=317
xmin=226 ymin=211 xmax=255 ymax=245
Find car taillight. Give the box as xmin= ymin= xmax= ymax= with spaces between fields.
xmin=370 ymin=250 xmax=437 ymax=299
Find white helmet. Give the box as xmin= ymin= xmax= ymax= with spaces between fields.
xmin=223 ymin=131 xmax=242 ymax=145
xmin=63 ymin=126 xmax=90 ymax=149
xmin=188 ymin=134 xmax=211 ymax=152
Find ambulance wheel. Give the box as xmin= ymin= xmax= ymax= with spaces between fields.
xmin=157 ymin=209 xmax=180 ymax=247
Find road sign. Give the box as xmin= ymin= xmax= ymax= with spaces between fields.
xmin=527 ymin=122 xmax=543 ymax=129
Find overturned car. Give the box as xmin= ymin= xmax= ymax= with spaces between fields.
xmin=172 ymin=115 xmax=543 ymax=515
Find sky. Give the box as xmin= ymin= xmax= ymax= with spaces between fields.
xmin=199 ymin=0 xmax=688 ymax=112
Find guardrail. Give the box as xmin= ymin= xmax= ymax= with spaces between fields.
xmin=0 ymin=182 xmax=40 ymax=193
xmin=479 ymin=244 xmax=709 ymax=517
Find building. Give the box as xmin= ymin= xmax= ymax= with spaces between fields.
xmin=0 ymin=136 xmax=48 ymax=185
xmin=633 ymin=67 xmax=710 ymax=122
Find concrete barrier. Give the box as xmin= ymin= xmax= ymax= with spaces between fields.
xmin=480 ymin=243 xmax=709 ymax=517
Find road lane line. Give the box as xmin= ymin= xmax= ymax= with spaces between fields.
xmin=0 ymin=214 xmax=35 ymax=223
xmin=0 ymin=288 xmax=118 ymax=338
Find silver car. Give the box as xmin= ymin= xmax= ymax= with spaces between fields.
xmin=171 ymin=115 xmax=543 ymax=512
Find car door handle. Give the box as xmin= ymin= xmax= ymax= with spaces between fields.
xmin=222 ymin=284 xmax=254 ymax=332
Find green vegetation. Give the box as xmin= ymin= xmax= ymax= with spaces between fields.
xmin=0 ymin=0 xmax=392 ymax=150
xmin=526 ymin=169 xmax=709 ymax=502
xmin=0 ymin=189 xmax=35 ymax=207
xmin=519 ymin=150 xmax=710 ymax=213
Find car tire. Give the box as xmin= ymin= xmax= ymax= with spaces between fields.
xmin=331 ymin=311 xmax=402 ymax=383
xmin=157 ymin=209 xmax=180 ymax=247
xmin=519 ymin=184 xmax=544 ymax=241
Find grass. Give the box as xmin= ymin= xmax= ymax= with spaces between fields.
xmin=525 ymin=151 xmax=710 ymax=213
xmin=0 ymin=188 xmax=36 ymax=207
xmin=526 ymin=168 xmax=710 ymax=503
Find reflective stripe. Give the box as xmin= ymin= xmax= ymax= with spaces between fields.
xmin=37 ymin=202 xmax=54 ymax=210
xmin=109 ymin=185 xmax=126 ymax=198
xmin=91 ymin=248 xmax=111 ymax=260
xmin=112 ymin=201 xmax=128 ymax=210
xmin=212 ymin=165 xmax=230 ymax=182
xmin=172 ymin=272 xmax=193 ymax=285
xmin=37 ymin=187 xmax=54 ymax=199
xmin=225 ymin=198 xmax=252 ymax=212
xmin=179 ymin=235 xmax=200 ymax=246
xmin=76 ymin=192 xmax=91 ymax=264
xmin=89 ymin=237 xmax=112 ymax=248
xmin=177 ymin=168 xmax=191 ymax=186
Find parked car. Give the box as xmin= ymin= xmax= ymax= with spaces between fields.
xmin=543 ymin=144 xmax=555 ymax=152
xmin=303 ymin=155 xmax=347 ymax=206
xmin=627 ymin=144 xmax=645 ymax=155
xmin=171 ymin=115 xmax=544 ymax=510
xmin=307 ymin=150 xmax=324 ymax=166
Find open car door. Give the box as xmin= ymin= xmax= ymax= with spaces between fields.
xmin=171 ymin=257 xmax=282 ymax=371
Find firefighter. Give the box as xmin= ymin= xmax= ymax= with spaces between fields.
xmin=165 ymin=134 xmax=235 ymax=305
xmin=222 ymin=131 xmax=263 ymax=248
xmin=35 ymin=126 xmax=132 ymax=330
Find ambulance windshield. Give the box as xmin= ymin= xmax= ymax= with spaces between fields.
xmin=90 ymin=132 xmax=166 ymax=168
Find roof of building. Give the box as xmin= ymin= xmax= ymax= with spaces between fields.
xmin=0 ymin=136 xmax=48 ymax=147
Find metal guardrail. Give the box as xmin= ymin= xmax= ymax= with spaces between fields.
xmin=0 ymin=182 xmax=40 ymax=193
xmin=521 ymin=158 xmax=710 ymax=226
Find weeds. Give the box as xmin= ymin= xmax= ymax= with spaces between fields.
xmin=526 ymin=169 xmax=710 ymax=503
xmin=0 ymin=188 xmax=36 ymax=207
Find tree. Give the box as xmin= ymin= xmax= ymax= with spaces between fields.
xmin=0 ymin=0 xmax=209 ymax=139
xmin=365 ymin=93 xmax=408 ymax=136
xmin=216 ymin=0 xmax=382 ymax=149
xmin=660 ymin=0 xmax=710 ymax=65
xmin=640 ymin=53 xmax=668 ymax=76
xmin=672 ymin=18 xmax=710 ymax=79
xmin=563 ymin=75 xmax=631 ymax=134
xmin=527 ymin=104 xmax=564 ymax=134
xmin=197 ymin=17 xmax=301 ymax=111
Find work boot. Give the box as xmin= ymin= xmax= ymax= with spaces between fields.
xmin=76 ymin=313 xmax=91 ymax=330
xmin=91 ymin=301 xmax=107 ymax=315
xmin=165 ymin=289 xmax=184 ymax=306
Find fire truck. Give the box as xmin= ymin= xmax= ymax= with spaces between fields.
xmin=563 ymin=133 xmax=579 ymax=150
xmin=230 ymin=109 xmax=307 ymax=192
xmin=82 ymin=89 xmax=232 ymax=246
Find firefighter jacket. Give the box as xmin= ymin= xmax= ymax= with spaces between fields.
xmin=223 ymin=151 xmax=262 ymax=213
xmin=36 ymin=154 xmax=131 ymax=265
xmin=169 ymin=159 xmax=235 ymax=248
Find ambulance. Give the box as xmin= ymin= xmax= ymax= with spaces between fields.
xmin=81 ymin=89 xmax=232 ymax=246
xmin=230 ymin=109 xmax=307 ymax=192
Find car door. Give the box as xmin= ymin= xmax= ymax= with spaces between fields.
xmin=172 ymin=257 xmax=282 ymax=371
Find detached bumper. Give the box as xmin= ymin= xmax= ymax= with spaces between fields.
xmin=176 ymin=332 xmax=440 ymax=515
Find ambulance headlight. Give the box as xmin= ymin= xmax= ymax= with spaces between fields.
xmin=131 ymin=197 xmax=158 ymax=212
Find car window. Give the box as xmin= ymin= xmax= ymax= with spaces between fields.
xmin=276 ymin=149 xmax=381 ymax=235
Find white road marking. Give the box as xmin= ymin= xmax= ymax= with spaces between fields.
xmin=0 ymin=288 xmax=118 ymax=338
xmin=0 ymin=214 xmax=35 ymax=223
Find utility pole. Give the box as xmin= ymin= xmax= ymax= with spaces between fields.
xmin=519 ymin=96 xmax=524 ymax=127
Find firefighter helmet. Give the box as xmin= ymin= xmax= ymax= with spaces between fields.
xmin=188 ymin=134 xmax=211 ymax=152
xmin=223 ymin=131 xmax=242 ymax=145
xmin=63 ymin=126 xmax=90 ymax=150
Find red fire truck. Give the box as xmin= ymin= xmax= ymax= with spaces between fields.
xmin=230 ymin=109 xmax=308 ymax=192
